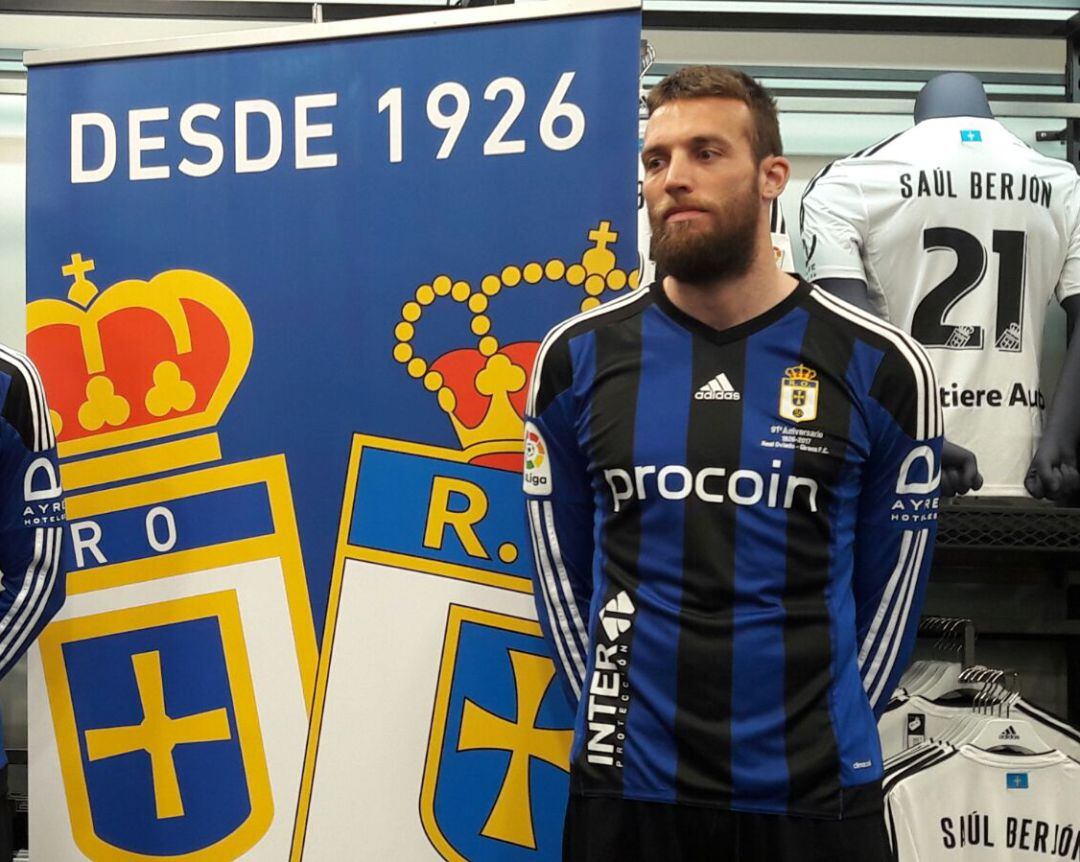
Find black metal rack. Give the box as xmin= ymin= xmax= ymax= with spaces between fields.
xmin=937 ymin=500 xmax=1080 ymax=560
xmin=932 ymin=500 xmax=1080 ymax=725
xmin=917 ymin=615 xmax=978 ymax=668
xmin=0 ymin=0 xmax=1077 ymax=38
xmin=645 ymin=2 xmax=1080 ymax=39
xmin=1067 ymin=16 xmax=1080 ymax=165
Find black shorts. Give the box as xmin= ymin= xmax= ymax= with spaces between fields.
xmin=563 ymin=794 xmax=891 ymax=862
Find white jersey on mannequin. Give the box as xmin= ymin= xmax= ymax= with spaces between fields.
xmin=801 ymin=117 xmax=1080 ymax=495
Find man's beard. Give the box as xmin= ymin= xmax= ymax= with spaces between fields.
xmin=649 ymin=186 xmax=759 ymax=285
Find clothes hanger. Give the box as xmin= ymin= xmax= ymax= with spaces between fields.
xmin=964 ymin=717 xmax=1050 ymax=755
xmin=957 ymin=669 xmax=1051 ymax=755
xmin=909 ymin=619 xmax=977 ymax=701
xmin=929 ymin=662 xmax=997 ymax=706
xmin=918 ymin=662 xmax=969 ymax=701
xmin=902 ymin=618 xmax=961 ymax=697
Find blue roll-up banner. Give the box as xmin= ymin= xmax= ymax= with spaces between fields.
xmin=23 ymin=3 xmax=641 ymax=859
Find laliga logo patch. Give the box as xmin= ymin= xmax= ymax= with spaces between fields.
xmin=522 ymin=422 xmax=552 ymax=496
xmin=525 ymin=430 xmax=546 ymax=472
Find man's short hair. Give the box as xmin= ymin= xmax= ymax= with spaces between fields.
xmin=645 ymin=65 xmax=782 ymax=163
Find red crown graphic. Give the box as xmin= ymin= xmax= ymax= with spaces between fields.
xmin=394 ymin=222 xmax=639 ymax=471
xmin=27 ymin=254 xmax=253 ymax=477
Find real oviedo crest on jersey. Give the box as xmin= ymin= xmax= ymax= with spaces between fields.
xmin=36 ymin=592 xmax=272 ymax=861
xmin=421 ymin=606 xmax=573 ymax=861
xmin=779 ymin=364 xmax=820 ymax=424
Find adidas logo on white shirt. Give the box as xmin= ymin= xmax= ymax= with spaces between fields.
xmin=999 ymin=725 xmax=1021 ymax=741
xmin=695 ymin=373 xmax=741 ymax=401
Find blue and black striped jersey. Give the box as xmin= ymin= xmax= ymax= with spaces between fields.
xmin=0 ymin=345 xmax=66 ymax=765
xmin=524 ymin=279 xmax=943 ymax=818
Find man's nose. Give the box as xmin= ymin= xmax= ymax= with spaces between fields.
xmin=663 ymin=150 xmax=694 ymax=195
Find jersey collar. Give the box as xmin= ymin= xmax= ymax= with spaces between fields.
xmin=649 ymin=277 xmax=812 ymax=347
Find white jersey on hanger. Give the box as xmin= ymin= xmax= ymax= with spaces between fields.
xmin=879 ymin=693 xmax=1080 ymax=761
xmin=886 ymin=745 xmax=1080 ymax=860
xmin=801 ymin=117 xmax=1080 ymax=495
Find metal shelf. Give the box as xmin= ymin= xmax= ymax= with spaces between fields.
xmin=0 ymin=0 xmax=435 ymax=20
xmin=1 ymin=0 xmax=1078 ymax=38
xmin=928 ymin=500 xmax=1080 ymax=723
xmin=935 ymin=500 xmax=1080 ymax=556
xmin=642 ymin=0 xmax=1080 ymax=37
xmin=642 ymin=66 xmax=1074 ymax=118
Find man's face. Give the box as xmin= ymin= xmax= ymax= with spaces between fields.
xmin=642 ymin=97 xmax=764 ymax=285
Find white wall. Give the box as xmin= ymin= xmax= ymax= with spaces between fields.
xmin=0 ymin=96 xmax=27 ymax=752
xmin=643 ymin=28 xmax=1063 ymax=76
xmin=0 ymin=96 xmax=25 ymax=350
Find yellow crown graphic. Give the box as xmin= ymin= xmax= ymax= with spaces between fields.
xmin=27 ymin=254 xmax=253 ymax=485
xmin=393 ymin=222 xmax=638 ymax=467
xmin=785 ymin=364 xmax=817 ymax=382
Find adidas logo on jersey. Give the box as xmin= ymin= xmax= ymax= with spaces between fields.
xmin=695 ymin=372 xmax=741 ymax=401
xmin=999 ymin=725 xmax=1021 ymax=741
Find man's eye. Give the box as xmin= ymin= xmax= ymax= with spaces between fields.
xmin=700 ymin=149 xmax=718 ymax=160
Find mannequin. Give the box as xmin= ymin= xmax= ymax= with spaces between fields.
xmin=813 ymin=73 xmax=992 ymax=319
xmin=815 ymin=72 xmax=1080 ymax=499
xmin=913 ymin=71 xmax=993 ymax=124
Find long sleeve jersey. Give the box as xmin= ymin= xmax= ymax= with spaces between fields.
xmin=0 ymin=346 xmax=66 ymax=764
xmin=524 ymin=279 xmax=942 ymax=818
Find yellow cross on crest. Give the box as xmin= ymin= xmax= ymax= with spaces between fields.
xmin=457 ymin=649 xmax=572 ymax=850
xmin=83 ymin=650 xmax=232 ymax=820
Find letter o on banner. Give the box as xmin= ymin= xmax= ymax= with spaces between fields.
xmin=146 ymin=506 xmax=178 ymax=553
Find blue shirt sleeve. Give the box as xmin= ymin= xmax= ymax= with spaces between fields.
xmin=0 ymin=352 xmax=67 ymax=681
xmin=524 ymin=333 xmax=593 ymax=706
xmin=854 ymin=341 xmax=943 ymax=718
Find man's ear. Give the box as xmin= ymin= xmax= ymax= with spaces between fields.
xmin=761 ymin=155 xmax=791 ymax=201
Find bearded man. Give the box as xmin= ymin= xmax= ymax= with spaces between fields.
xmin=524 ymin=66 xmax=942 ymax=861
